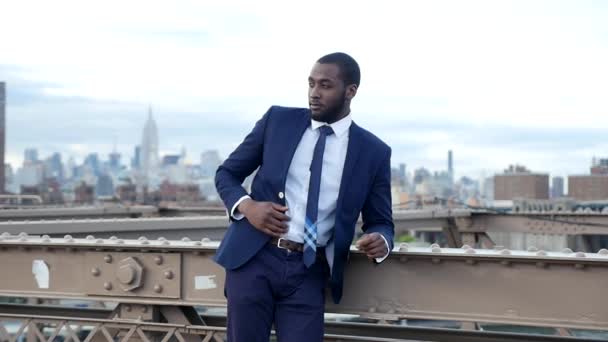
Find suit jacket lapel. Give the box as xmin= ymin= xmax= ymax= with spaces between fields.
xmin=336 ymin=122 xmax=362 ymax=217
xmin=280 ymin=111 xmax=311 ymax=185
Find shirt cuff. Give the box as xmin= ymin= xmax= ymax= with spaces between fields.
xmin=230 ymin=195 xmax=251 ymax=220
xmin=374 ymin=234 xmax=391 ymax=263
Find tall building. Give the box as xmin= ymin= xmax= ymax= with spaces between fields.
xmin=45 ymin=152 xmax=64 ymax=181
xmin=141 ymin=106 xmax=159 ymax=184
xmin=568 ymin=159 xmax=608 ymax=200
xmin=551 ymin=176 xmax=564 ymax=198
xmin=24 ymin=148 xmax=38 ymax=164
xmin=0 ymin=82 xmax=5 ymax=193
xmin=131 ymin=145 xmax=141 ymax=169
xmin=568 ymin=175 xmax=608 ymax=200
xmin=398 ymin=163 xmax=407 ymax=188
xmin=494 ymin=165 xmax=549 ymax=200
xmin=590 ymin=158 xmax=608 ymax=175
xmin=200 ymin=150 xmax=222 ymax=178
xmin=109 ymin=151 xmax=121 ymax=170
xmin=448 ymin=150 xmax=454 ymax=184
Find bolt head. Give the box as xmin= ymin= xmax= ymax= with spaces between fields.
xmin=164 ymin=270 xmax=174 ymax=279
xmin=117 ymin=265 xmax=136 ymax=285
xmin=91 ymin=267 xmax=101 ymax=276
xmin=104 ymin=282 xmax=112 ymax=291
xmin=154 ymin=256 xmax=163 ymax=265
xmin=104 ymin=255 xmax=113 ymax=263
xmin=154 ymin=284 xmax=163 ymax=293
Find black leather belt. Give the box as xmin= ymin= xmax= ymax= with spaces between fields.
xmin=268 ymin=238 xmax=326 ymax=258
xmin=269 ymin=237 xmax=304 ymax=252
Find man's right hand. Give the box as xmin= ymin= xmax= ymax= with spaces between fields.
xmin=237 ymin=198 xmax=290 ymax=237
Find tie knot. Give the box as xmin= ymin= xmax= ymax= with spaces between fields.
xmin=319 ymin=125 xmax=334 ymax=136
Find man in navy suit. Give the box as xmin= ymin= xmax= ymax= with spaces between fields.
xmin=214 ymin=52 xmax=394 ymax=342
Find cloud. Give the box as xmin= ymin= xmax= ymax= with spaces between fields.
xmin=1 ymin=0 xmax=608 ymax=180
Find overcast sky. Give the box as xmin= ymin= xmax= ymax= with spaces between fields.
xmin=1 ymin=0 xmax=608 ymax=180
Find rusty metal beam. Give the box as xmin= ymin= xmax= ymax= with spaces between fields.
xmin=0 ymin=205 xmax=158 ymax=220
xmin=0 ymin=305 xmax=598 ymax=342
xmin=0 ymin=234 xmax=607 ymax=331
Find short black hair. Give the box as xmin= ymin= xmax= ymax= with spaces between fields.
xmin=317 ymin=52 xmax=360 ymax=87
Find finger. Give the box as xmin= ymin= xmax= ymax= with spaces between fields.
xmin=356 ymin=235 xmax=372 ymax=248
xmin=270 ymin=210 xmax=291 ymax=222
xmin=263 ymin=228 xmax=282 ymax=238
xmin=268 ymin=217 xmax=288 ymax=230
xmin=366 ymin=246 xmax=388 ymax=258
xmin=271 ymin=203 xmax=289 ymax=212
xmin=357 ymin=234 xmax=378 ymax=248
xmin=366 ymin=237 xmax=385 ymax=250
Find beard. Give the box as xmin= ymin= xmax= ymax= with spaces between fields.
xmin=311 ymin=90 xmax=347 ymax=123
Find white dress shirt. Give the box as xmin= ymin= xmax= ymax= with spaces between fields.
xmin=232 ymin=114 xmax=389 ymax=262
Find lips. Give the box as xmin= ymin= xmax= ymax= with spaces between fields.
xmin=310 ymin=103 xmax=322 ymax=110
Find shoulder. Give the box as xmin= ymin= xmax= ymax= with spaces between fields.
xmin=266 ymin=105 xmax=310 ymax=120
xmin=352 ymin=123 xmax=391 ymax=157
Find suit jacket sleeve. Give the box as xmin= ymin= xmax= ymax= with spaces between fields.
xmin=360 ymin=147 xmax=395 ymax=253
xmin=215 ymin=107 xmax=271 ymax=214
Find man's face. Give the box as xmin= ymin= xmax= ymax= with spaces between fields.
xmin=308 ymin=63 xmax=347 ymax=122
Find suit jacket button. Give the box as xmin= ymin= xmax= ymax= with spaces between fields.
xmin=278 ymin=192 xmax=284 ymax=199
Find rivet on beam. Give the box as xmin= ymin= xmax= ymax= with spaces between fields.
xmin=500 ymin=249 xmax=511 ymax=255
xmin=158 ymin=237 xmax=167 ymax=242
xmin=599 ymin=249 xmax=608 ymax=255
xmin=562 ymin=248 xmax=574 ymax=254
xmin=398 ymin=243 xmax=408 ymax=252
xmin=104 ymin=282 xmax=113 ymax=291
xmin=154 ymin=284 xmax=163 ymax=293
xmin=18 ymin=232 xmax=28 ymax=238
xmin=64 ymin=235 xmax=74 ymax=242
xmin=164 ymin=270 xmax=174 ymax=279
xmin=536 ymin=250 xmax=547 ymax=257
xmin=461 ymin=245 xmax=471 ymax=250
xmin=109 ymin=236 xmax=118 ymax=241
xmin=1 ymin=232 xmax=10 ymax=238
xmin=527 ymin=246 xmax=538 ymax=252
xmin=42 ymin=235 xmax=51 ymax=243
xmin=104 ymin=255 xmax=113 ymax=263
xmin=575 ymin=252 xmax=586 ymax=258
xmin=430 ymin=243 xmax=440 ymax=249
xmin=201 ymin=238 xmax=211 ymax=243
xmin=465 ymin=248 xmax=476 ymax=254
xmin=91 ymin=267 xmax=101 ymax=276
xmin=86 ymin=235 xmax=95 ymax=240
xmin=161 ymin=240 xmax=170 ymax=246
xmin=182 ymin=237 xmax=192 ymax=242
xmin=154 ymin=256 xmax=163 ymax=265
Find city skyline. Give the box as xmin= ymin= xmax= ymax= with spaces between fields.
xmin=2 ymin=1 xmax=608 ymax=179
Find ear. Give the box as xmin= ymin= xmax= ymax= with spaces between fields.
xmin=345 ymin=84 xmax=358 ymax=100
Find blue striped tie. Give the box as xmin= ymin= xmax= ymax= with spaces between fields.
xmin=303 ymin=125 xmax=334 ymax=267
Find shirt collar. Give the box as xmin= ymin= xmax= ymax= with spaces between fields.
xmin=311 ymin=113 xmax=352 ymax=138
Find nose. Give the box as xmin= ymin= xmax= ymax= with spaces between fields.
xmin=309 ymin=85 xmax=321 ymax=99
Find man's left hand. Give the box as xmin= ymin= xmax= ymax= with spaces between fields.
xmin=355 ymin=233 xmax=388 ymax=259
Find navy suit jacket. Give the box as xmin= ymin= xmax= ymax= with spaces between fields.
xmin=214 ymin=105 xmax=394 ymax=303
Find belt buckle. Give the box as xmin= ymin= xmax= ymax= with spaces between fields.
xmin=276 ymin=238 xmax=288 ymax=250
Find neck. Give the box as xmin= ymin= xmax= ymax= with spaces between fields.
xmin=325 ymin=106 xmax=350 ymax=124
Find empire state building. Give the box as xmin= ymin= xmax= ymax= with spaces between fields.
xmin=141 ymin=106 xmax=159 ymax=185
